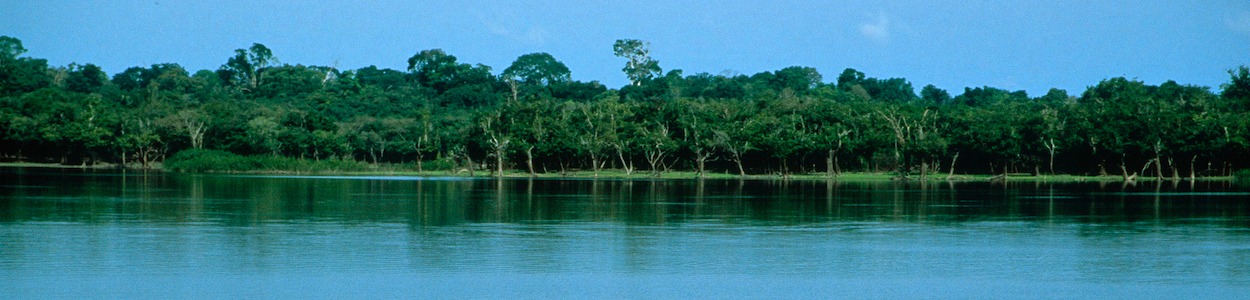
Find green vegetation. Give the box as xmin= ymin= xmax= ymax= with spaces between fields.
xmin=163 ymin=149 xmax=373 ymax=173
xmin=2 ymin=36 xmax=1248 ymax=180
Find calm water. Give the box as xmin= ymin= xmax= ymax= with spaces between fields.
xmin=2 ymin=168 xmax=1249 ymax=299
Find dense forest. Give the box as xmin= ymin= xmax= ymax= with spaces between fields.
xmin=2 ymin=36 xmax=1248 ymax=179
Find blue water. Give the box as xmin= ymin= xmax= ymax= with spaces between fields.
xmin=2 ymin=169 xmax=1249 ymax=299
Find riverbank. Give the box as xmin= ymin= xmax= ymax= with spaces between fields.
xmin=1 ymin=161 xmax=1235 ymax=182
xmin=0 ymin=161 xmax=125 ymax=169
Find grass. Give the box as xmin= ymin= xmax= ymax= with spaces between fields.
xmin=4 ymin=152 xmax=1237 ymax=182
xmin=163 ymin=149 xmax=376 ymax=174
xmin=208 ymin=167 xmax=1230 ymax=183
xmin=0 ymin=161 xmax=121 ymax=169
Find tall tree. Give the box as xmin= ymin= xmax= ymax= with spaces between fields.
xmin=612 ymin=39 xmax=661 ymax=86
xmin=1221 ymin=66 xmax=1250 ymax=111
xmin=770 ymin=66 xmax=822 ymax=94
xmin=65 ymin=63 xmax=108 ymax=93
xmin=407 ymin=49 xmax=461 ymax=92
xmin=218 ymin=43 xmax=274 ymax=90
xmin=920 ymin=84 xmax=952 ymax=105
xmin=502 ymin=52 xmax=571 ymax=86
xmin=0 ymin=36 xmax=51 ymax=96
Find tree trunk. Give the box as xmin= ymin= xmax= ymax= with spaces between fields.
xmin=378 ymin=143 xmax=386 ymax=164
xmin=919 ymin=161 xmax=929 ymax=179
xmin=1168 ymin=157 xmax=1179 ymax=181
xmin=1155 ymin=155 xmax=1164 ymax=180
xmin=1189 ymin=155 xmax=1197 ymax=180
xmin=1139 ymin=159 xmax=1156 ymax=181
xmin=835 ymin=156 xmax=842 ymax=176
xmin=694 ymin=149 xmax=708 ymax=178
xmin=558 ymin=157 xmax=568 ymax=176
xmin=779 ymin=157 xmax=787 ymax=178
xmin=525 ymin=146 xmax=535 ymax=177
xmin=645 ymin=145 xmax=666 ymax=178
xmin=495 ymin=148 xmax=504 ymax=177
xmin=826 ymin=150 xmax=835 ymax=178
xmin=589 ymin=152 xmax=600 ymax=178
xmin=615 ymin=147 xmax=632 ymax=175
xmin=732 ymin=151 xmax=746 ymax=177
xmin=1041 ymin=138 xmax=1057 ymax=175
xmin=946 ymin=152 xmax=959 ymax=180
xmin=1119 ymin=158 xmax=1136 ymax=182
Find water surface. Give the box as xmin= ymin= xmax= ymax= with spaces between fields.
xmin=2 ymin=168 xmax=1249 ymax=298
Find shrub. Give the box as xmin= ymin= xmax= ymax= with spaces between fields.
xmin=165 ymin=149 xmax=374 ymax=173
xmin=164 ymin=149 xmax=250 ymax=172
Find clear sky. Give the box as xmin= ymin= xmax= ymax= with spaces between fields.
xmin=3 ymin=0 xmax=1248 ymax=96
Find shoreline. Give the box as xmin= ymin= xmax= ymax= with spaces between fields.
xmin=1 ymin=162 xmax=1235 ymax=182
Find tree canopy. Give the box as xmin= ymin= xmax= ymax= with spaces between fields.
xmin=0 ymin=35 xmax=1247 ymax=179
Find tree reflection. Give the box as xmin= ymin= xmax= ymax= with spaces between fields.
xmin=1 ymin=169 xmax=1249 ymax=228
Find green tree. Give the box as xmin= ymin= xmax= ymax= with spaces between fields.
xmin=409 ymin=108 xmax=437 ymax=173
xmin=65 ymin=63 xmax=108 ymax=93
xmin=1221 ymin=66 xmax=1250 ymax=111
xmin=677 ymin=99 xmax=718 ymax=177
xmin=503 ymin=52 xmax=571 ymax=86
xmin=0 ymin=36 xmax=51 ymax=96
xmin=219 ymin=43 xmax=274 ymax=90
xmin=477 ymin=108 xmax=511 ymax=176
xmin=808 ymin=97 xmax=859 ymax=177
xmin=639 ymin=120 xmax=675 ymax=177
xmin=254 ymin=64 xmax=327 ymax=100
xmin=354 ymin=65 xmax=408 ymax=90
xmin=920 ymin=84 xmax=951 ymax=105
xmin=770 ymin=66 xmax=822 ymax=94
xmin=613 ymin=39 xmax=661 ymax=86
xmin=576 ymin=100 xmax=611 ymax=176
xmin=1077 ymin=77 xmax=1153 ymax=179
xmin=709 ymin=100 xmax=759 ymax=176
xmin=601 ymin=98 xmax=639 ymax=174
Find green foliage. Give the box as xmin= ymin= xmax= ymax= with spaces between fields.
xmin=0 ymin=36 xmax=27 ymax=60
xmin=65 ymin=63 xmax=108 ymax=93
xmin=1222 ymin=66 xmax=1250 ymax=111
xmin=253 ymin=64 xmax=326 ymax=99
xmin=613 ymin=39 xmax=662 ymax=86
xmin=0 ymin=35 xmax=1247 ymax=179
xmin=770 ymin=66 xmax=822 ymax=93
xmin=0 ymin=36 xmax=51 ymax=96
xmin=165 ymin=149 xmax=372 ymax=173
xmin=503 ymin=52 xmax=571 ymax=86
xmin=920 ymin=84 xmax=952 ymax=105
xmin=836 ymin=68 xmax=916 ymax=102
xmin=219 ymin=43 xmax=274 ymax=90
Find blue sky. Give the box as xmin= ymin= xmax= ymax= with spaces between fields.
xmin=3 ymin=0 xmax=1248 ymax=96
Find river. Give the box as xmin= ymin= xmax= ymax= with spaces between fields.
xmin=2 ymin=168 xmax=1249 ymax=298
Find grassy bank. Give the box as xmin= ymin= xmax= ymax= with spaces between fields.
xmin=5 ymin=152 xmax=1236 ymax=183
xmin=0 ymin=161 xmax=123 ymax=169
xmin=163 ymin=149 xmax=385 ymax=173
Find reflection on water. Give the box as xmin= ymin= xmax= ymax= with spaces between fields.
xmin=2 ymin=169 xmax=1248 ymax=227
xmin=2 ymin=168 xmax=1249 ymax=298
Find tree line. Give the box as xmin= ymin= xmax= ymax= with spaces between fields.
xmin=2 ymin=36 xmax=1248 ymax=179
